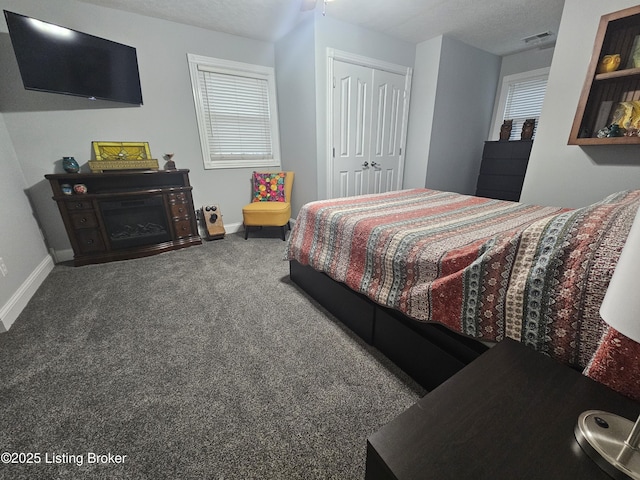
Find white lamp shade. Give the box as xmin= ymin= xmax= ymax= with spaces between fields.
xmin=600 ymin=206 xmax=640 ymax=343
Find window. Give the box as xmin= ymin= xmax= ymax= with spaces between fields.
xmin=491 ymin=67 xmax=549 ymax=141
xmin=187 ymin=54 xmax=281 ymax=169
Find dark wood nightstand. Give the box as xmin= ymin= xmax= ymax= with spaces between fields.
xmin=366 ymin=338 xmax=639 ymax=479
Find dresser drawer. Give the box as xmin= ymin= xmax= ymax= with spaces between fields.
xmin=75 ymin=229 xmax=106 ymax=253
xmin=170 ymin=203 xmax=189 ymax=217
xmin=65 ymin=199 xmax=93 ymax=211
xmin=476 ymin=174 xmax=525 ymax=193
xmin=478 ymin=157 xmax=529 ymax=176
xmin=173 ymin=219 xmax=193 ymax=238
xmin=70 ymin=212 xmax=98 ymax=229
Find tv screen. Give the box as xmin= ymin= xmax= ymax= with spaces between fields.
xmin=4 ymin=10 xmax=143 ymax=105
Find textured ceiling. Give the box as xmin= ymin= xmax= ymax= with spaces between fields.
xmin=76 ymin=0 xmax=565 ymax=56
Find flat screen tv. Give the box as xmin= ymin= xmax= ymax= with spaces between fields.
xmin=4 ymin=10 xmax=143 ymax=105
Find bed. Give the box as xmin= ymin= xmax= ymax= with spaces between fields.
xmin=286 ymin=188 xmax=640 ymax=399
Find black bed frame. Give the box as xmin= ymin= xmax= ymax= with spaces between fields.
xmin=289 ymin=260 xmax=489 ymax=391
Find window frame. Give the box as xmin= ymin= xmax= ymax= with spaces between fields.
xmin=490 ymin=67 xmax=550 ymax=141
xmin=187 ymin=53 xmax=281 ymax=170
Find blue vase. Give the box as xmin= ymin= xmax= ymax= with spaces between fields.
xmin=62 ymin=156 xmax=79 ymax=173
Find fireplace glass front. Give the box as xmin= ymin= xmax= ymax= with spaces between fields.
xmin=100 ymin=196 xmax=171 ymax=249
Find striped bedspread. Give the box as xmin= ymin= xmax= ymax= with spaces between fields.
xmin=286 ymin=188 xmax=640 ymax=371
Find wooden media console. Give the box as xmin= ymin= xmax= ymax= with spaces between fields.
xmin=45 ymin=169 xmax=201 ymax=266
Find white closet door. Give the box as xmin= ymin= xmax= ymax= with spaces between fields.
xmin=369 ymin=68 xmax=406 ymax=194
xmin=332 ymin=60 xmax=373 ymax=198
xmin=331 ymin=59 xmax=408 ymax=198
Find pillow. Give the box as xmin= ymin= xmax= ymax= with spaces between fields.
xmin=252 ymin=172 xmax=286 ymax=202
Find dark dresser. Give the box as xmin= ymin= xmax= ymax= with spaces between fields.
xmin=475 ymin=140 xmax=532 ymax=201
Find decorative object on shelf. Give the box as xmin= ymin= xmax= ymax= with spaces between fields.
xmin=61 ymin=183 xmax=73 ymax=195
xmin=88 ymin=141 xmax=159 ymax=172
xmin=597 ymin=53 xmax=621 ymax=73
xmin=499 ymin=119 xmax=512 ymax=141
xmin=164 ymin=153 xmax=176 ymax=170
xmin=73 ymin=183 xmax=88 ymax=194
xmin=627 ymin=35 xmax=640 ymax=68
xmin=607 ymin=123 xmax=625 ymax=137
xmin=592 ymin=100 xmax=615 ymax=137
xmin=62 ymin=156 xmax=79 ymax=173
xmin=597 ymin=125 xmax=611 ymax=138
xmin=521 ymin=118 xmax=535 ymax=140
xmin=574 ymin=207 xmax=640 ymax=480
xmin=609 ymin=101 xmax=640 ymax=130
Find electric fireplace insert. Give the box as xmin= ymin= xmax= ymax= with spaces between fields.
xmin=99 ymin=196 xmax=171 ymax=249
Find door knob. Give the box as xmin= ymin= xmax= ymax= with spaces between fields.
xmin=371 ymin=161 xmax=378 ymax=167
xmin=362 ymin=161 xmax=369 ymax=167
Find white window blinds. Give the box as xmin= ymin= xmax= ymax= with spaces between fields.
xmin=502 ymin=75 xmax=548 ymax=141
xmin=198 ymin=68 xmax=273 ymax=160
xmin=187 ymin=54 xmax=280 ymax=169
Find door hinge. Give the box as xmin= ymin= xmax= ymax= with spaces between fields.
xmin=399 ymin=147 xmax=402 ymax=156
xmin=332 ymin=147 xmax=335 ymax=157
xmin=333 ymin=77 xmax=336 ymax=88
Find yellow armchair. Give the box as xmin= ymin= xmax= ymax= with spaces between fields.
xmin=242 ymin=171 xmax=294 ymax=240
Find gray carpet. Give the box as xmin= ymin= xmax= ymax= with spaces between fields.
xmin=0 ymin=232 xmax=425 ymax=479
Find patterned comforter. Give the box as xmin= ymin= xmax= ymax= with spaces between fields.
xmin=286 ymin=188 xmax=640 ymax=373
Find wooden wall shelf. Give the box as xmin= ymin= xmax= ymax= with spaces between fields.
xmin=569 ymin=5 xmax=640 ymax=145
xmin=594 ymin=66 xmax=640 ymax=81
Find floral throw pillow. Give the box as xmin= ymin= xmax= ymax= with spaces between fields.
xmin=252 ymin=172 xmax=286 ymax=202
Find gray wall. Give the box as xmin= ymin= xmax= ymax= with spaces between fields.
xmin=404 ymin=36 xmax=501 ymax=194
xmin=403 ymin=37 xmax=442 ymax=189
xmin=0 ymin=0 xmax=276 ymax=261
xmin=521 ymin=0 xmax=640 ymax=208
xmin=426 ymin=36 xmax=500 ymax=194
xmin=500 ymin=46 xmax=556 ymax=78
xmin=0 ymin=112 xmax=51 ymax=331
xmin=275 ymin=17 xmax=318 ymax=218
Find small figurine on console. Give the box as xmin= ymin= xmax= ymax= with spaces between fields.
xmin=73 ymin=183 xmax=88 ymax=194
xmin=62 ymin=156 xmax=80 ymax=173
xmin=164 ymin=153 xmax=176 ymax=170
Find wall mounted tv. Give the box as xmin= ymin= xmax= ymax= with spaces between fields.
xmin=4 ymin=10 xmax=143 ymax=105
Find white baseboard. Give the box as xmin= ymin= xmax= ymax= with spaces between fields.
xmin=0 ymin=255 xmax=55 ymax=332
xmin=223 ymin=220 xmax=295 ymax=235
xmin=224 ymin=222 xmax=243 ymax=233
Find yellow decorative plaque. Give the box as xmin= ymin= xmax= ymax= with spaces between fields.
xmin=89 ymin=141 xmax=159 ymax=172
